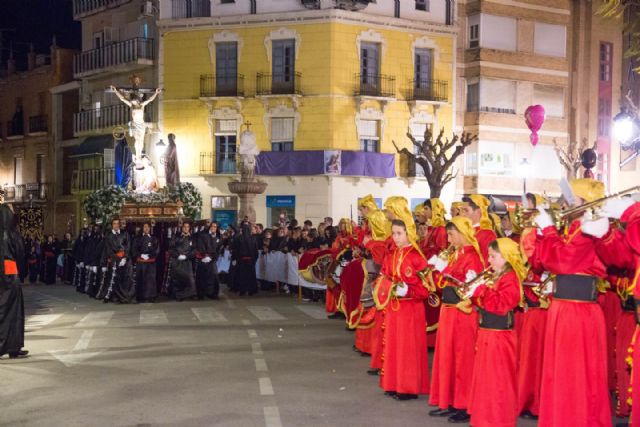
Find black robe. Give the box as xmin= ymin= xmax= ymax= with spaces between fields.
xmin=72 ymin=235 xmax=87 ymax=292
xmin=0 ymin=206 xmax=25 ymax=356
xmin=169 ymin=233 xmax=195 ymax=300
xmin=100 ymin=230 xmax=133 ymax=303
xmin=86 ymin=234 xmax=104 ymax=298
xmin=195 ymin=231 xmax=220 ymax=299
xmin=41 ymin=242 xmax=59 ymax=285
xmin=132 ymin=233 xmax=159 ymax=301
xmin=232 ymin=228 xmax=258 ymax=295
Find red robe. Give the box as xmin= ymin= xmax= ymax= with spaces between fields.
xmin=429 ymin=246 xmax=484 ymax=410
xmin=468 ymin=270 xmax=521 ymax=427
xmin=420 ymin=225 xmax=448 ymax=348
xmin=379 ymin=245 xmax=430 ymax=395
xmin=537 ymin=220 xmax=611 ymax=427
xmin=475 ymin=227 xmax=498 ymax=264
xmin=325 ymin=233 xmax=353 ymax=314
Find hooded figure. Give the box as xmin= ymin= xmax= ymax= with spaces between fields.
xmin=232 ymin=223 xmax=258 ymax=296
xmin=0 ymin=202 xmax=27 ymax=358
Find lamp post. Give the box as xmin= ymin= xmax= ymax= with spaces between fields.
xmin=519 ymin=158 xmax=532 ymax=195
xmin=613 ymin=108 xmax=640 ymax=167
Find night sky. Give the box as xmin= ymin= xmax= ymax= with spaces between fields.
xmin=0 ymin=0 xmax=80 ymax=70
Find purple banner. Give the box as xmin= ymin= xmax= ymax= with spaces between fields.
xmin=256 ymin=150 xmax=396 ymax=178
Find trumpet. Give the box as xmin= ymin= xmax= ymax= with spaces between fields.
xmin=557 ymin=185 xmax=640 ymax=222
xmin=531 ymin=273 xmax=555 ymax=300
xmin=446 ymin=268 xmax=494 ymax=300
xmin=418 ymin=246 xmax=455 ymax=292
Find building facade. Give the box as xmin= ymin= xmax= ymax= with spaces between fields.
xmin=158 ymin=0 xmax=456 ymax=226
xmin=0 ymin=42 xmax=75 ymax=236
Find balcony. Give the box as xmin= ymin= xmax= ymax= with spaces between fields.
xmin=200 ymin=74 xmax=244 ymax=97
xmin=71 ymin=168 xmax=114 ymax=194
xmin=256 ymin=72 xmax=302 ymax=96
xmin=74 ymin=38 xmax=155 ymax=78
xmin=354 ymin=73 xmax=395 ymax=98
xmin=6 ymin=120 xmax=24 ymax=138
xmin=171 ymin=0 xmax=211 ymax=18
xmin=74 ymin=103 xmax=153 ymax=136
xmin=200 ymin=152 xmax=239 ymax=175
xmin=28 ymin=115 xmax=48 ymax=134
xmin=3 ymin=183 xmax=48 ymax=202
xmin=409 ymin=80 xmax=448 ymax=103
xmin=73 ymin=0 xmax=132 ymax=18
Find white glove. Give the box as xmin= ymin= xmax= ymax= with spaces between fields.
xmin=542 ymin=280 xmax=553 ymax=295
xmin=78 ymin=262 xmax=84 ymax=268
xmin=141 ymin=254 xmax=150 ymax=261
xmin=395 ymin=283 xmax=409 ymax=297
xmin=580 ymin=216 xmax=610 ymax=238
xmin=119 ymin=258 xmax=127 ymax=267
xmin=101 ymin=267 xmax=108 ymax=273
xmin=92 ymin=266 xmax=97 ymax=273
xmin=202 ymin=256 xmax=212 ymax=263
xmin=232 ymin=260 xmax=237 ymax=266
xmin=536 ymin=207 xmax=554 ymax=230
xmin=178 ymin=254 xmax=187 ymax=261
xmin=428 ymin=255 xmax=449 ymax=273
xmin=600 ymin=198 xmax=635 ymax=220
xmin=465 ymin=270 xmax=478 ymax=282
xmin=540 ymin=272 xmax=550 ymax=282
xmin=463 ymin=280 xmax=484 ymax=299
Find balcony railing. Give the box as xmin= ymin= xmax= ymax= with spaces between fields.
xmin=200 ymin=74 xmax=245 ymax=97
xmin=171 ymin=0 xmax=211 ymax=18
xmin=478 ymin=106 xmax=516 ymax=114
xmin=74 ymin=37 xmax=155 ymax=77
xmin=354 ymin=73 xmax=395 ymax=98
xmin=409 ymin=80 xmax=448 ymax=102
xmin=200 ymin=152 xmax=239 ymax=175
xmin=3 ymin=183 xmax=47 ymax=202
xmin=73 ymin=0 xmax=132 ymax=18
xmin=74 ymin=103 xmax=153 ymax=135
xmin=6 ymin=120 xmax=24 ymax=137
xmin=71 ymin=168 xmax=115 ymax=194
xmin=29 ymin=115 xmax=48 ymax=133
xmin=256 ymin=72 xmax=302 ymax=96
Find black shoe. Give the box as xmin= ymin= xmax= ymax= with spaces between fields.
xmin=520 ymin=410 xmax=538 ymax=420
xmin=360 ymin=352 xmax=370 ymax=357
xmin=429 ymin=407 xmax=456 ymax=417
xmin=384 ymin=391 xmax=397 ymax=397
xmin=352 ymin=345 xmax=360 ymax=353
xmin=447 ymin=410 xmax=470 ymax=423
xmin=9 ymin=349 xmax=29 ymax=359
xmin=367 ymin=368 xmax=380 ymax=376
xmin=393 ymin=393 xmax=418 ymax=401
xmin=328 ymin=312 xmax=345 ymax=319
xmin=102 ymin=298 xmax=109 ymax=303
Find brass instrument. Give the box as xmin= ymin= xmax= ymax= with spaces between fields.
xmin=453 ymin=268 xmax=494 ymax=300
xmin=418 ymin=246 xmax=455 ymax=293
xmin=531 ymin=273 xmax=555 ymax=300
xmin=556 ymin=185 xmax=640 ymax=222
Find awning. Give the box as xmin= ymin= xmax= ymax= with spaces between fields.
xmin=70 ymin=134 xmax=113 ymax=158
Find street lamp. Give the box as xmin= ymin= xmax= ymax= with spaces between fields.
xmin=613 ymin=108 xmax=640 ymax=167
xmin=519 ymin=158 xmax=532 ymax=194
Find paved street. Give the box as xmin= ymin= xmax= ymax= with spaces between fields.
xmin=2 ymin=284 xmax=540 ymax=427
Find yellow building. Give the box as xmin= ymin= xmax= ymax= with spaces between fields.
xmin=158 ymin=2 xmax=457 ymax=226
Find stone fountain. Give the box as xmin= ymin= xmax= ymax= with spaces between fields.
xmin=228 ymin=124 xmax=267 ymax=224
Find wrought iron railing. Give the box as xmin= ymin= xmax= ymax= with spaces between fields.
xmin=200 ymin=152 xmax=239 ymax=175
xmin=29 ymin=115 xmax=48 ymax=133
xmin=354 ymin=73 xmax=395 ymax=98
xmin=409 ymin=80 xmax=448 ymax=102
xmin=256 ymin=72 xmax=302 ymax=96
xmin=73 ymin=0 xmax=132 ymax=17
xmin=171 ymin=0 xmax=211 ymax=18
xmin=74 ymin=37 xmax=155 ymax=76
xmin=71 ymin=168 xmax=115 ymax=193
xmin=200 ymin=74 xmax=245 ymax=97
xmin=74 ymin=103 xmax=153 ymax=135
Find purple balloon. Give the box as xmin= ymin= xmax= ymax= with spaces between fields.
xmin=525 ymin=105 xmax=546 ymax=147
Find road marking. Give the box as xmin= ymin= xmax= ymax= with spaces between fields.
xmin=254 ymin=358 xmax=268 ymax=372
xmin=263 ymin=406 xmax=283 ymax=427
xmin=25 ymin=314 xmax=63 ymax=330
xmin=295 ymin=305 xmax=328 ymax=320
xmin=72 ymin=330 xmax=95 ymax=352
xmin=139 ymin=310 xmax=168 ymax=325
xmin=259 ymin=377 xmax=274 ymax=395
xmin=221 ymin=294 xmax=236 ymax=309
xmin=75 ymin=311 xmax=114 ymax=328
xmin=247 ymin=306 xmax=286 ymax=321
xmin=191 ymin=307 xmax=228 ymax=323
xmin=251 ymin=343 xmax=263 ymax=355
xmin=49 ymin=350 xmax=104 ymax=368
xmin=247 ymin=329 xmax=258 ymax=339
xmin=241 ymin=319 xmax=252 ymax=326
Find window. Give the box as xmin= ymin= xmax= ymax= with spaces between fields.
xmin=220 ymin=0 xmax=234 ymax=3
xmin=467 ymin=83 xmax=479 ymax=112
xmin=598 ymin=98 xmax=612 ymax=137
xmin=216 ymin=119 xmax=237 ymax=173
xmin=533 ymin=85 xmax=565 ymax=118
xmin=216 ymin=42 xmax=238 ymax=96
xmin=410 ymin=122 xmax=431 ymax=177
xmin=360 ymin=42 xmax=380 ymax=94
xmin=480 ymin=14 xmax=516 ymax=51
xmin=359 ymin=120 xmax=379 ymax=152
xmin=478 ymin=141 xmax=513 ymax=175
xmin=479 ymin=78 xmax=516 ymax=114
xmin=36 ymin=154 xmax=45 ymax=183
xmin=599 ymin=43 xmax=612 ymax=82
xmin=445 ymin=0 xmax=453 ymax=25
xmin=13 ymin=157 xmax=23 ymax=185
xmin=250 ymin=0 xmax=256 ymax=14
xmin=415 ymin=0 xmax=429 ymax=11
xmin=272 ymin=39 xmax=295 ymax=93
xmin=414 ymin=48 xmax=433 ymax=91
xmin=394 ymin=0 xmax=400 ymax=18
xmin=271 ymin=118 xmax=294 ymax=152
xmin=469 ymin=24 xmax=479 ymax=48
xmin=534 ymin=23 xmax=567 ymax=57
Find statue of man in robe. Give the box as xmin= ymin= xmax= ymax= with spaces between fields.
xmin=163 ymin=133 xmax=180 ymax=189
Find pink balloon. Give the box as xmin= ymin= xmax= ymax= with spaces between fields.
xmin=525 ymin=105 xmax=546 ymax=147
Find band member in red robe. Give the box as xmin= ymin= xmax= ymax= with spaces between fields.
xmin=467 ymin=238 xmax=524 ymax=427
xmin=428 ymin=216 xmax=484 ymax=423
xmin=326 ymin=218 xmax=354 ymax=316
xmin=535 ymin=178 xmax=611 ymax=427
xmin=377 ymin=219 xmax=430 ymax=400
xmin=461 ymin=195 xmax=497 ymax=263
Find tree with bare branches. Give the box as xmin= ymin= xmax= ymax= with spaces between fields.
xmin=392 ymin=128 xmax=477 ymax=198
xmin=552 ymin=137 xmax=598 ymax=179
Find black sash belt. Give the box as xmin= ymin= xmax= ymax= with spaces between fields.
xmin=553 ymin=274 xmax=597 ymax=302
xmin=623 ymin=296 xmax=635 ymax=312
xmin=442 ymin=286 xmax=461 ymax=304
xmin=479 ymin=310 xmax=514 ymax=330
xmin=635 ymin=299 xmax=640 ymax=325
xmin=524 ymin=294 xmax=541 ymax=308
